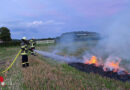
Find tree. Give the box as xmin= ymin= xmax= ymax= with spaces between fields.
xmin=0 ymin=27 xmax=12 ymax=41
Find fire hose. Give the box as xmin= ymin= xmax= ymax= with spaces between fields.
xmin=0 ymin=49 xmax=22 ymax=86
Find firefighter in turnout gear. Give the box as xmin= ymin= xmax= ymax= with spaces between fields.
xmin=21 ymin=37 xmax=29 ymax=67
xmin=29 ymin=38 xmax=36 ymax=56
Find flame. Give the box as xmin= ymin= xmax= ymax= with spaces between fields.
xmin=84 ymin=55 xmax=129 ymax=74
xmin=104 ymin=61 xmax=120 ymax=72
xmin=85 ymin=56 xmax=98 ymax=66
xmin=108 ymin=61 xmax=119 ymax=69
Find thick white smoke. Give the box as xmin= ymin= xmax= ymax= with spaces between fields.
xmin=93 ymin=10 xmax=130 ymax=71
xmin=36 ymin=7 xmax=130 ymax=71
xmin=105 ymin=13 xmax=130 ymax=61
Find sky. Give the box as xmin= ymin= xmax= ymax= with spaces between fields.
xmin=0 ymin=0 xmax=129 ymax=39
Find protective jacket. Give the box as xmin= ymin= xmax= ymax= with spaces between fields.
xmin=21 ymin=41 xmax=28 ymax=55
xmin=29 ymin=39 xmax=36 ymax=48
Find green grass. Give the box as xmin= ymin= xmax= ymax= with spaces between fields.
xmin=0 ymin=47 xmax=24 ymax=90
xmin=0 ymin=42 xmax=130 ymax=90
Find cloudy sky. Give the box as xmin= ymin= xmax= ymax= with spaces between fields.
xmin=0 ymin=0 xmax=129 ymax=39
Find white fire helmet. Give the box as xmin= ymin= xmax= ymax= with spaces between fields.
xmin=22 ymin=37 xmax=27 ymax=40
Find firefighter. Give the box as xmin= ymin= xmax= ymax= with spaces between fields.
xmin=21 ymin=37 xmax=29 ymax=67
xmin=29 ymin=38 xmax=36 ymax=56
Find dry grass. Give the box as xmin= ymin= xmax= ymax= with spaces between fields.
xmin=22 ymin=56 xmax=88 ymax=90
xmin=22 ymin=56 xmax=130 ymax=90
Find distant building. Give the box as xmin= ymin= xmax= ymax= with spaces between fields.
xmin=36 ymin=40 xmax=55 ymax=44
xmin=36 ymin=38 xmax=55 ymax=44
xmin=56 ymin=31 xmax=100 ymax=43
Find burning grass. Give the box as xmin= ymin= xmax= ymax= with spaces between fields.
xmin=84 ymin=56 xmax=129 ymax=75
xmin=71 ymin=55 xmax=130 ymax=82
xmin=69 ymin=63 xmax=130 ymax=82
xmin=36 ymin=48 xmax=130 ymax=82
xmin=85 ymin=56 xmax=98 ymax=66
xmin=21 ymin=55 xmax=130 ymax=90
xmin=36 ymin=42 xmax=130 ymax=89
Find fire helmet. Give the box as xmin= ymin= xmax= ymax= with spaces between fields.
xmin=22 ymin=37 xmax=27 ymax=40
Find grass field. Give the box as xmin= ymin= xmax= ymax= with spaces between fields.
xmin=0 ymin=43 xmax=130 ymax=90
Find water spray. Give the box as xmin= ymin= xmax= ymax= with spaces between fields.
xmin=35 ymin=50 xmax=84 ymax=63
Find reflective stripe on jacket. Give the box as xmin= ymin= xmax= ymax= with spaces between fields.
xmin=21 ymin=43 xmax=28 ymax=55
xmin=29 ymin=40 xmax=36 ymax=48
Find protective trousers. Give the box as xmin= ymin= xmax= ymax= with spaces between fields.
xmin=22 ymin=55 xmax=29 ymax=67
xmin=30 ymin=47 xmax=35 ymax=55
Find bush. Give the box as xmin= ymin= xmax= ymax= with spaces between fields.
xmin=0 ymin=41 xmax=21 ymax=47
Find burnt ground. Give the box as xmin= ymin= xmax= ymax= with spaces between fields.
xmin=69 ymin=63 xmax=130 ymax=82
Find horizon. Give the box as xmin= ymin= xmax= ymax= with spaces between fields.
xmin=11 ymin=30 xmax=99 ymax=40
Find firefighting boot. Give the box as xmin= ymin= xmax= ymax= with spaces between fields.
xmin=22 ymin=63 xmax=26 ymax=68
xmin=31 ymin=52 xmax=36 ymax=56
xmin=26 ymin=63 xmax=29 ymax=67
xmin=31 ymin=52 xmax=34 ymax=55
xmin=33 ymin=53 xmax=36 ymax=56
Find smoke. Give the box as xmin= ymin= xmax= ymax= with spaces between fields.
xmin=82 ymin=9 xmax=130 ymax=71
xmin=54 ymin=32 xmax=89 ymax=55
xmin=36 ymin=7 xmax=130 ymax=71
xmin=53 ymin=33 xmax=76 ymax=54
xmin=100 ymin=11 xmax=130 ymax=60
